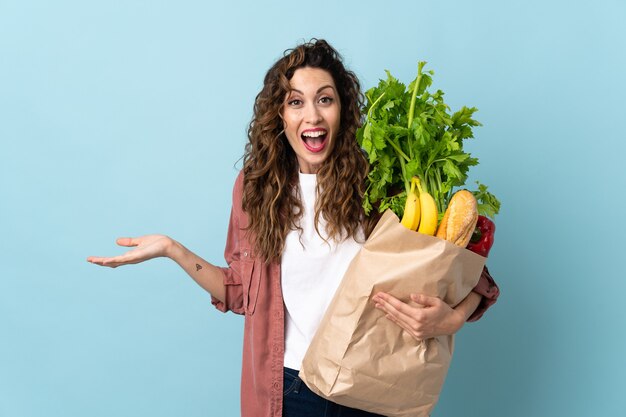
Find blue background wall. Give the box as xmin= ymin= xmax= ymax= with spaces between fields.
xmin=1 ymin=1 xmax=624 ymax=416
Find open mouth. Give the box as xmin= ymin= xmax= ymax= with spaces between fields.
xmin=301 ymin=129 xmax=328 ymax=153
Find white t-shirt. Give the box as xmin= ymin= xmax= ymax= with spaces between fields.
xmin=281 ymin=172 xmax=364 ymax=370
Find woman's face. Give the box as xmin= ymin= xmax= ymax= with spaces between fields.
xmin=282 ymin=67 xmax=341 ymax=174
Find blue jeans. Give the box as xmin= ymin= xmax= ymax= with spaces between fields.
xmin=283 ymin=367 xmax=385 ymax=417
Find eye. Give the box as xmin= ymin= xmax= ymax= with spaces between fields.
xmin=287 ymin=99 xmax=302 ymax=106
xmin=319 ymin=96 xmax=334 ymax=104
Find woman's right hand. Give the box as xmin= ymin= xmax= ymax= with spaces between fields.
xmin=87 ymin=235 xmax=174 ymax=268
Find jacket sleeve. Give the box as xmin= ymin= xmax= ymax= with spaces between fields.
xmin=211 ymin=172 xmax=245 ymax=315
xmin=467 ymin=265 xmax=500 ymax=322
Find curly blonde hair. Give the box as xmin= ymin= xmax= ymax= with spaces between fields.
xmin=242 ymin=39 xmax=374 ymax=263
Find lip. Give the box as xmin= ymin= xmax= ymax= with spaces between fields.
xmin=301 ymin=128 xmax=328 ymax=153
xmin=301 ymin=128 xmax=327 ymax=134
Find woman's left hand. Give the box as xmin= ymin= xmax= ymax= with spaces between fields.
xmin=371 ymin=292 xmax=465 ymax=340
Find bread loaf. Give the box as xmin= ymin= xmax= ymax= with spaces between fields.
xmin=435 ymin=190 xmax=478 ymax=248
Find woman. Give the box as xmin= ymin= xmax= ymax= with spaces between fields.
xmin=88 ymin=39 xmax=499 ymax=417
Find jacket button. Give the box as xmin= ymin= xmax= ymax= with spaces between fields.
xmin=243 ymin=251 xmax=248 ymax=257
xmin=273 ymin=381 xmax=280 ymax=391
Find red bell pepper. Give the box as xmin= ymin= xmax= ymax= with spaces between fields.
xmin=466 ymin=215 xmax=495 ymax=257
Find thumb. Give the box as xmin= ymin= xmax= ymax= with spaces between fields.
xmin=410 ymin=293 xmax=439 ymax=307
xmin=116 ymin=237 xmax=138 ymax=247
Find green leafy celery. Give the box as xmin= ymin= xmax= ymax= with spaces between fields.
xmin=357 ymin=62 xmax=501 ymax=220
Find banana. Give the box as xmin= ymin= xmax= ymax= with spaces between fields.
xmin=400 ymin=177 xmax=421 ymax=230
xmin=415 ymin=179 xmax=438 ymax=235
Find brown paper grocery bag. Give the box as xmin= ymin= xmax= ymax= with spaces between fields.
xmin=299 ymin=209 xmax=486 ymax=417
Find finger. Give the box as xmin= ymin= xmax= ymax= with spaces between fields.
xmin=374 ymin=292 xmax=421 ymax=318
xmin=87 ymin=256 xmax=109 ymax=264
xmin=87 ymin=258 xmax=113 ymax=267
xmin=116 ymin=237 xmax=139 ymax=247
xmin=374 ymin=296 xmax=420 ymax=330
xmin=87 ymin=255 xmax=135 ymax=267
xmin=410 ymin=293 xmax=441 ymax=307
xmin=87 ymin=257 xmax=114 ymax=266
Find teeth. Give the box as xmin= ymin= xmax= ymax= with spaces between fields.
xmin=302 ymin=130 xmax=327 ymax=138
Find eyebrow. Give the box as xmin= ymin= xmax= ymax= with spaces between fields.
xmin=290 ymin=85 xmax=336 ymax=95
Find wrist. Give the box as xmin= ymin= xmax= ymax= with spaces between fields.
xmin=450 ymin=309 xmax=466 ymax=333
xmin=165 ymin=238 xmax=183 ymax=260
xmin=456 ymin=291 xmax=483 ymax=322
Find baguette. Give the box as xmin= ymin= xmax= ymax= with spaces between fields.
xmin=435 ymin=190 xmax=478 ymax=248
xmin=435 ymin=205 xmax=450 ymax=239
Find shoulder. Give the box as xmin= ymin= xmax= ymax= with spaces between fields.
xmin=234 ymin=168 xmax=244 ymax=186
xmin=231 ymin=169 xmax=252 ymax=234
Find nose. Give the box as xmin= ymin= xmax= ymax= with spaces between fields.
xmin=304 ymin=102 xmax=323 ymax=124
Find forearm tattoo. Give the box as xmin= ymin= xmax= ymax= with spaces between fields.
xmin=196 ymin=263 xmax=202 ymax=271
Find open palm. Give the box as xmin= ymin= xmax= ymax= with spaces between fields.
xmin=87 ymin=235 xmax=172 ymax=268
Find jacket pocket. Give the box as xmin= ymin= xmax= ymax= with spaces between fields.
xmin=241 ymin=258 xmax=261 ymax=315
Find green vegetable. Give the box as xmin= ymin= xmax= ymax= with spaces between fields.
xmin=357 ymin=62 xmax=501 ymax=220
xmin=472 ymin=181 xmax=501 ymax=219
